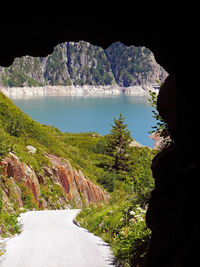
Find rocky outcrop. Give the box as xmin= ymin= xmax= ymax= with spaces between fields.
xmin=149 ymin=131 xmax=172 ymax=151
xmin=122 ymin=85 xmax=157 ymax=96
xmin=1 ymin=152 xmax=42 ymax=209
xmin=105 ymin=42 xmax=167 ymax=88
xmin=47 ymin=153 xmax=108 ymax=205
xmin=66 ymin=41 xmax=116 ymax=86
xmin=149 ymin=132 xmax=162 ymax=150
xmin=1 ymin=152 xmax=108 ymax=211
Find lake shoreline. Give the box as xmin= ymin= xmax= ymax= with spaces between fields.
xmin=12 ymin=95 xmax=156 ymax=147
xmin=0 ymin=85 xmax=158 ymax=99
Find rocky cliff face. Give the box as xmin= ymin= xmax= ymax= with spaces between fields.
xmin=105 ymin=42 xmax=167 ymax=88
xmin=66 ymin=41 xmax=116 ymax=86
xmin=0 ymin=41 xmax=167 ymax=91
xmin=44 ymin=43 xmax=72 ymax=86
xmin=1 ymin=152 xmax=108 ymax=212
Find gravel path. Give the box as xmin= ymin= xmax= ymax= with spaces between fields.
xmin=0 ymin=210 xmax=115 ymax=267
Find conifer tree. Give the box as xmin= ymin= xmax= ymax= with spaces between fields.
xmin=107 ymin=113 xmax=133 ymax=180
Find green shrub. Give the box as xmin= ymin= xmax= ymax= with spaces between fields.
xmin=0 ymin=189 xmax=3 ymax=213
xmin=77 ymin=201 xmax=151 ymax=267
xmin=90 ymin=135 xmax=111 ymax=156
xmin=97 ymin=172 xmax=117 ymax=192
xmin=116 ymin=220 xmax=151 ymax=266
xmin=40 ymin=177 xmax=64 ymax=208
xmin=19 ymin=183 xmax=38 ymax=210
xmin=0 ymin=211 xmax=21 ymax=237
xmin=148 ymin=87 xmax=172 ymax=147
xmin=0 ymin=134 xmax=10 ymax=159
xmin=4 ymin=213 xmax=21 ymax=235
xmin=130 ymin=147 xmax=156 ymax=206
xmin=6 ymin=117 xmax=23 ymax=137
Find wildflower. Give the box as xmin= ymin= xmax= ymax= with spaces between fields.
xmin=129 ymin=211 xmax=135 ymax=216
xmin=120 ymin=227 xmax=128 ymax=237
xmin=120 ymin=230 xmax=125 ymax=236
xmin=129 ymin=218 xmax=135 ymax=224
xmin=136 ymin=207 xmax=142 ymax=212
xmin=19 ymin=207 xmax=26 ymax=212
xmin=108 ymin=210 xmax=113 ymax=215
xmin=135 ymin=214 xmax=140 ymax=218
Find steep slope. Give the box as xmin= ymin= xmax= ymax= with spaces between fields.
xmin=66 ymin=41 xmax=116 ymax=86
xmin=0 ymin=91 xmax=108 ymax=217
xmin=0 ymin=56 xmax=44 ymax=87
xmin=2 ymin=152 xmax=107 ymax=211
xmin=0 ymin=44 xmax=72 ymax=87
xmin=43 ymin=43 xmax=72 ymax=86
xmin=0 ymin=41 xmax=167 ymax=89
xmin=105 ymin=42 xmax=167 ymax=88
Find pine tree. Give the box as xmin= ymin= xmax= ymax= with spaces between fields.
xmin=107 ymin=113 xmax=133 ymax=180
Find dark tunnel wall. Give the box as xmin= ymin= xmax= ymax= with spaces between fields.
xmin=1 ymin=2 xmax=200 ymax=266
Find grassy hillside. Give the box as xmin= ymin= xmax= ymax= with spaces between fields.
xmin=0 ymin=92 xmax=157 ymax=266
xmin=0 ymin=91 xmax=109 ymax=180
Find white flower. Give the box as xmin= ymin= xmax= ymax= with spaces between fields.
xmin=135 ymin=214 xmax=141 ymax=218
xmin=129 ymin=211 xmax=135 ymax=216
xmin=19 ymin=207 xmax=26 ymax=212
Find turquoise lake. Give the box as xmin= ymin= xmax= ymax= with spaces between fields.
xmin=13 ymin=95 xmax=156 ymax=147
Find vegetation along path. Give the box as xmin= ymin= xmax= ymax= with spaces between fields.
xmin=0 ymin=210 xmax=115 ymax=267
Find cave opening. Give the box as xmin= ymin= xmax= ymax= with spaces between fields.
xmin=0 ymin=40 xmax=168 ymax=149
xmin=0 ymin=2 xmax=199 ymax=267
xmin=0 ymin=38 xmax=175 ymax=266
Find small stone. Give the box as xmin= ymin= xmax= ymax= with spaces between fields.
xmin=130 ymin=140 xmax=142 ymax=147
xmin=26 ymin=145 xmax=37 ymax=154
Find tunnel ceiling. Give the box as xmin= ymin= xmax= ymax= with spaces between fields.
xmin=1 ymin=2 xmax=198 ymax=80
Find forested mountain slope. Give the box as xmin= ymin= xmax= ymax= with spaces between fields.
xmin=0 ymin=41 xmax=167 ymax=89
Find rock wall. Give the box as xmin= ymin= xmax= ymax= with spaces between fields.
xmin=146 ymin=76 xmax=199 ymax=266
xmin=1 ymin=152 xmax=108 ymax=211
xmin=105 ymin=42 xmax=167 ymax=87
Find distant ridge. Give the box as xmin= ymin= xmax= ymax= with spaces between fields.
xmin=0 ymin=41 xmax=167 ymax=92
